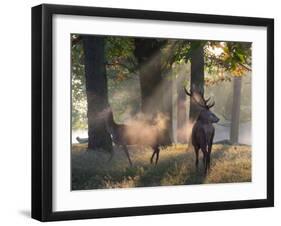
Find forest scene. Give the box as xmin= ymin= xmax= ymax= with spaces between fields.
xmin=71 ymin=34 xmax=252 ymax=190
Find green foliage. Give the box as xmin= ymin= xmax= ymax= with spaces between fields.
xmin=71 ymin=34 xmax=252 ymax=129
xmin=105 ymin=37 xmax=137 ymax=80
xmin=169 ymin=40 xmax=191 ymax=64
xmin=106 ymin=37 xmax=134 ymax=59
xmin=204 ymin=41 xmax=252 ymax=85
xmin=71 ymin=35 xmax=139 ymax=129
xmin=160 ymin=39 xmax=251 ymax=86
xmin=71 ymin=35 xmax=87 ymax=130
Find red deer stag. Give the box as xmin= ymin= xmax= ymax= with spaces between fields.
xmin=185 ymin=88 xmax=219 ymax=174
xmin=104 ymin=108 xmax=167 ymax=166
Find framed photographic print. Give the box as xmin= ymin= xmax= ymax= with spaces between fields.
xmin=32 ymin=4 xmax=274 ymax=221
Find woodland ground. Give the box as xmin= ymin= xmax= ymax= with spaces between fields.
xmin=71 ymin=143 xmax=251 ymax=190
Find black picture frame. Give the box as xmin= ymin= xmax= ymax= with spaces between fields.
xmin=32 ymin=3 xmax=274 ymax=222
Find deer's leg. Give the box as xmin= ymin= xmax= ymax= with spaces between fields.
xmin=150 ymin=148 xmax=156 ymax=164
xmin=122 ymin=145 xmax=132 ymax=166
xmin=207 ymin=133 xmax=214 ymax=171
xmin=207 ymin=144 xmax=212 ymax=171
xmin=155 ymin=146 xmax=160 ymax=165
xmin=194 ymin=146 xmax=199 ymax=168
xmin=198 ymin=133 xmax=208 ymax=174
xmin=206 ymin=153 xmax=211 ymax=172
xmin=201 ymin=147 xmax=208 ymax=175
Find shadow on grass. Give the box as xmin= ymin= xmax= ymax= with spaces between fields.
xmin=71 ymin=144 xmax=251 ymax=190
xmin=136 ymin=152 xmax=206 ymax=187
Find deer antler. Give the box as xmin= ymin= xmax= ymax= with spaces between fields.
xmin=185 ymin=87 xmax=206 ymax=109
xmin=204 ymin=97 xmax=211 ymax=104
xmin=207 ymin=101 xmax=215 ymax=109
xmin=203 ymin=96 xmax=215 ymax=109
xmin=184 ymin=87 xmax=215 ymax=109
xmin=194 ymin=97 xmax=207 ymax=109
xmin=184 ymin=87 xmax=192 ymax=96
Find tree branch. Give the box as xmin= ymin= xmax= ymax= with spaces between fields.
xmin=239 ymin=63 xmax=252 ymax=72
xmin=72 ymin=36 xmax=82 ymax=46
xmin=106 ymin=61 xmax=137 ymax=73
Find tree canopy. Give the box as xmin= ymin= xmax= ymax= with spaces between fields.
xmin=71 ymin=34 xmax=252 ymax=130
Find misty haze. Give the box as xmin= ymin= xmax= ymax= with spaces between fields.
xmin=71 ymin=35 xmax=251 ymax=190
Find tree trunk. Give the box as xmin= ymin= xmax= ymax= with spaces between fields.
xmin=172 ymin=75 xmax=178 ymax=143
xmin=83 ymin=35 xmax=113 ymax=152
xmin=134 ymin=38 xmax=163 ymax=115
xmin=177 ymin=85 xmax=187 ymax=143
xmin=189 ymin=41 xmax=205 ymax=121
xmin=230 ymin=77 xmax=242 ymax=144
xmin=162 ymin=68 xmax=174 ymax=143
xmin=134 ymin=38 xmax=171 ymax=145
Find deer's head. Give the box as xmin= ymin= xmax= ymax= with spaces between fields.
xmin=185 ymin=88 xmax=219 ymax=124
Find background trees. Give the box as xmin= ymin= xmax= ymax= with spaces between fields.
xmin=71 ymin=35 xmax=252 ymax=148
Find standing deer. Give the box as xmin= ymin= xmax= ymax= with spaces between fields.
xmin=104 ymin=108 xmax=166 ymax=166
xmin=185 ymin=88 xmax=219 ymax=174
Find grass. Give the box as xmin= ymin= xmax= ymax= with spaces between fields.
xmin=71 ymin=143 xmax=251 ymax=190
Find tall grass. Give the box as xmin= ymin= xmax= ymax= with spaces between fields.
xmin=71 ymin=144 xmax=251 ymax=190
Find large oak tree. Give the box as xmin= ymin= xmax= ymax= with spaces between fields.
xmin=83 ymin=35 xmax=113 ymax=152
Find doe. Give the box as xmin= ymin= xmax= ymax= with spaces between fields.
xmin=104 ymin=108 xmax=163 ymax=166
